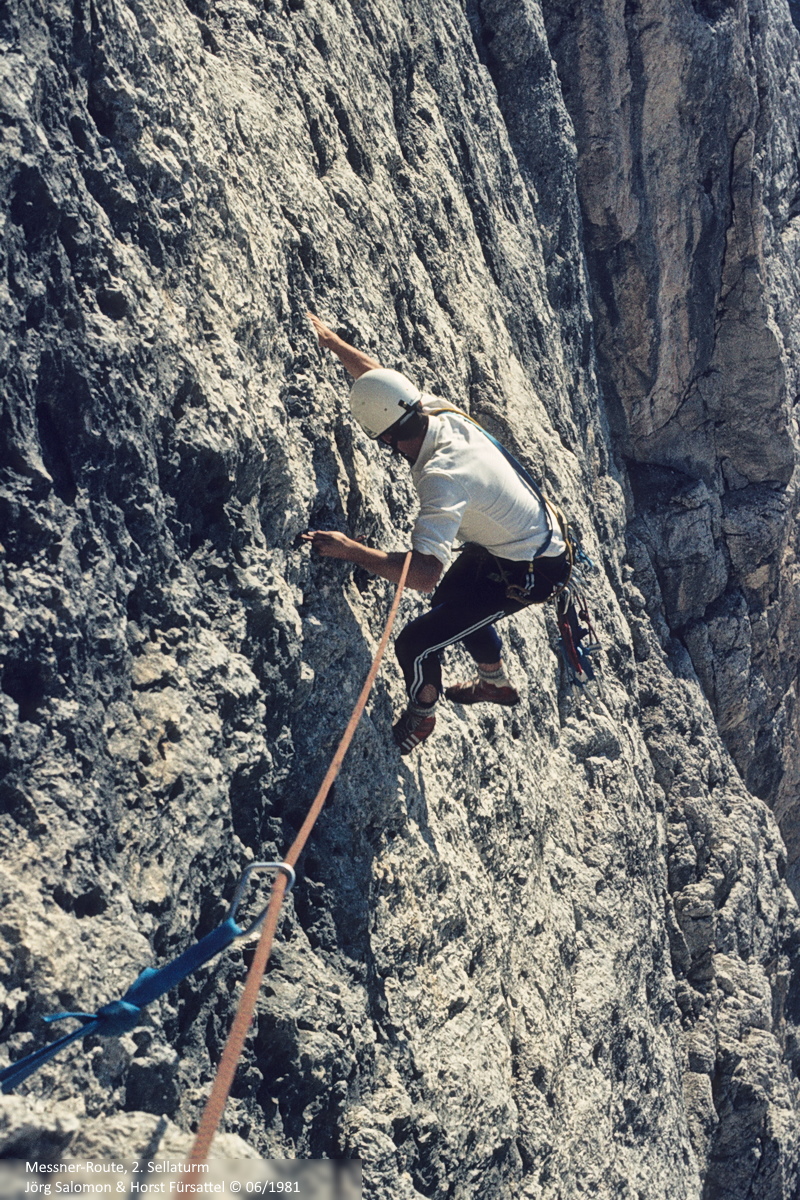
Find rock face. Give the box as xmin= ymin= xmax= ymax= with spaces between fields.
xmin=1 ymin=0 xmax=799 ymax=1197
xmin=542 ymin=0 xmax=800 ymax=898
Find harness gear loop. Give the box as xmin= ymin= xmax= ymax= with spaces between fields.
xmin=488 ymin=504 xmax=576 ymax=607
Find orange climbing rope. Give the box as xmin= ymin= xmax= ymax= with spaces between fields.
xmin=186 ymin=552 xmax=412 ymax=1167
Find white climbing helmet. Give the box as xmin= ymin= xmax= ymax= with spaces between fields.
xmin=349 ymin=368 xmax=422 ymax=438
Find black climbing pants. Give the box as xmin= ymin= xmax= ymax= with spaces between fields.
xmin=395 ymin=543 xmax=570 ymax=704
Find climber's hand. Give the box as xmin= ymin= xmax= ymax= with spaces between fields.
xmin=301 ymin=530 xmax=361 ymax=560
xmin=307 ymin=312 xmax=341 ymax=351
xmin=306 ymin=312 xmax=381 ymax=378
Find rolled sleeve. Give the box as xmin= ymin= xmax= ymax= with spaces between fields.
xmin=411 ymin=473 xmax=469 ymax=566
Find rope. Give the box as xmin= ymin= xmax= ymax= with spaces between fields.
xmin=186 ymin=551 xmax=413 ymax=1166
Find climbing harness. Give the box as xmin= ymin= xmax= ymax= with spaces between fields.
xmin=491 ymin=501 xmax=572 ymax=607
xmin=432 ymin=404 xmax=603 ymax=684
xmin=0 ymin=862 xmax=295 ymax=1095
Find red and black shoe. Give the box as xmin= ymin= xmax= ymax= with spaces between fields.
xmin=444 ymin=677 xmax=520 ymax=707
xmin=392 ymin=706 xmax=437 ymax=754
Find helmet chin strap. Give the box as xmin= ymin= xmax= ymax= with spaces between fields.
xmin=380 ymin=401 xmax=422 ymax=454
xmin=395 ymin=441 xmax=417 ymax=463
xmin=378 ymin=430 xmax=413 ymax=462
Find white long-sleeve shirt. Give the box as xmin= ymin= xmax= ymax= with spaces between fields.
xmin=410 ymin=396 xmax=566 ymax=567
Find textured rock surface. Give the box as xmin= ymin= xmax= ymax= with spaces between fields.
xmin=542 ymin=0 xmax=800 ymax=892
xmin=1 ymin=0 xmax=799 ymax=1197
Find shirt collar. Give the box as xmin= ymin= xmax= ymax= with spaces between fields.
xmin=411 ymin=413 xmax=441 ymax=477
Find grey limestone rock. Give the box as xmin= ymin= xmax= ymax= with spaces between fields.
xmin=543 ymin=0 xmax=800 ymax=892
xmin=1 ymin=0 xmax=800 ymax=1197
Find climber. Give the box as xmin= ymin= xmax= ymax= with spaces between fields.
xmin=302 ymin=313 xmax=571 ymax=754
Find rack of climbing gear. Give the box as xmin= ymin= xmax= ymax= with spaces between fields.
xmin=0 ymin=862 xmax=295 ymax=1095
xmin=553 ymin=527 xmax=602 ymax=688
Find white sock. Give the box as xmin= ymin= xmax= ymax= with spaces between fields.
xmin=477 ymin=664 xmax=512 ymax=688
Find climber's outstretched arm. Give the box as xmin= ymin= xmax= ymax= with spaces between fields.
xmin=307 ymin=312 xmax=381 ymax=379
xmin=302 ymin=531 xmax=442 ymax=592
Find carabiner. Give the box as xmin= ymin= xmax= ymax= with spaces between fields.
xmin=227 ymin=861 xmax=296 ymax=938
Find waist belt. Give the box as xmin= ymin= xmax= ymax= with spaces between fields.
xmin=497 ymin=504 xmax=575 ymax=605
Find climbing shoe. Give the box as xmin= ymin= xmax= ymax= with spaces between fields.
xmin=444 ymin=678 xmax=520 ymax=707
xmin=392 ymin=706 xmax=436 ymax=754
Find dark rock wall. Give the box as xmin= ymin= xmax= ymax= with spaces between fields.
xmin=1 ymin=0 xmax=799 ymax=1197
xmin=542 ymin=0 xmax=800 ymax=891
